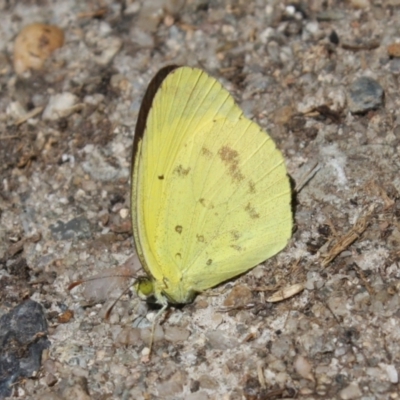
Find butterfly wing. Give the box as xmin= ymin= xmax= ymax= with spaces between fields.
xmin=132 ymin=66 xmax=292 ymax=303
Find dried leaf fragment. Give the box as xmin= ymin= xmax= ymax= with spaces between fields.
xmin=322 ymin=205 xmax=375 ymax=267
xmin=267 ymin=283 xmax=305 ymax=303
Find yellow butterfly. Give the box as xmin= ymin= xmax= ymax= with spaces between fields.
xmin=132 ymin=66 xmax=292 ymax=316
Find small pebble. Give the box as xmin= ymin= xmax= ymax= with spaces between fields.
xmin=137 ymin=2 xmax=164 ymax=32
xmin=165 ymin=0 xmax=186 ymax=16
xmin=350 ymin=0 xmax=370 ymax=8
xmin=389 ymin=58 xmax=400 ymax=74
xmin=156 ymin=372 xmax=184 ymax=397
xmin=115 ymin=327 xmax=141 ymax=346
xmin=339 ymin=382 xmax=362 ymax=399
xmin=316 ymin=10 xmax=345 ymax=21
xmin=6 ymin=101 xmax=26 ymax=119
xmin=141 ymin=346 xmax=150 ymax=359
xmin=119 ymin=208 xmax=129 ymax=219
xmin=92 ymin=37 xmax=122 ymax=65
xmin=44 ymin=372 xmax=58 ymax=387
xmin=60 ymin=378 xmax=91 ymax=400
xmin=42 ymin=92 xmax=79 ymax=120
xmin=270 ymin=335 xmax=293 ymax=358
xmin=206 ymin=330 xmax=239 ymax=350
xmin=164 ymin=326 xmax=190 ymax=343
xmin=38 ymin=394 xmax=63 ymax=400
xmin=381 ymin=363 xmax=399 ymax=384
xmin=43 ymin=359 xmax=57 ymax=375
xmin=223 ymin=285 xmax=253 ymax=307
xmin=140 ymin=324 xmax=164 ymax=343
xmin=131 ymin=27 xmax=155 ymax=48
xmin=294 ymin=355 xmax=314 ymax=381
xmin=186 ymin=392 xmax=209 ymax=400
xmin=329 ymin=30 xmax=340 ymax=45
xmin=198 ymin=374 xmax=218 ymax=389
xmin=13 ymin=23 xmax=64 ymax=75
xmin=273 ymin=105 xmax=294 ymax=125
xmin=388 ymin=43 xmax=400 ymax=58
xmin=347 ymin=76 xmax=384 ymax=113
xmin=57 ymin=310 xmax=74 ymax=324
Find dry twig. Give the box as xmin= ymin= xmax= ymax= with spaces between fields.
xmin=321 ymin=205 xmax=375 ymax=267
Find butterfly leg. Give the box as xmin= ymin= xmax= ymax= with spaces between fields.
xmin=149 ymin=303 xmax=168 ymax=355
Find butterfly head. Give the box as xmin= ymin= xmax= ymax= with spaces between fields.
xmin=134 ymin=275 xmax=198 ymax=306
xmin=134 ymin=276 xmax=170 ymax=307
xmin=134 ymin=276 xmax=155 ymax=300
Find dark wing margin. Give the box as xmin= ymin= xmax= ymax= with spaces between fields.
xmin=131 ymin=65 xmax=179 ymax=177
xmin=131 ymin=65 xmax=180 ymax=274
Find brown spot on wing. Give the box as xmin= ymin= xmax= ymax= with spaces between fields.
xmin=201 ymin=147 xmax=213 ymax=158
xmin=245 ymin=203 xmax=260 ymax=219
xmin=230 ymin=230 xmax=241 ymax=240
xmin=197 ymin=234 xmax=205 ymax=242
xmin=218 ymin=146 xmax=244 ymax=183
xmin=174 ymin=164 xmax=190 ymax=176
xmin=175 ymin=225 xmax=183 ymax=234
xmin=199 ymin=198 xmax=214 ymax=209
xmin=230 ymin=244 xmax=242 ymax=252
xmin=248 ymin=180 xmax=256 ymax=193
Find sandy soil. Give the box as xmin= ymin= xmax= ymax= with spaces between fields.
xmin=1 ymin=1 xmax=400 ymax=399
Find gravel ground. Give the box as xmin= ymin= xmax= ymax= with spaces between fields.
xmin=1 ymin=1 xmax=400 ymax=399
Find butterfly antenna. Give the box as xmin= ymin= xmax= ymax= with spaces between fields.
xmin=67 ymin=274 xmax=135 ymax=291
xmin=105 ymin=282 xmax=134 ymax=320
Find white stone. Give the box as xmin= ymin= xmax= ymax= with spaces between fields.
xmin=42 ymin=92 xmax=78 ymax=120
xmin=380 ymin=363 xmax=398 ymax=383
xmin=339 ymin=383 xmax=362 ymax=399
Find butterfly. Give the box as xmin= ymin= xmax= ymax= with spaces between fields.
xmin=131 ymin=65 xmax=292 ymax=318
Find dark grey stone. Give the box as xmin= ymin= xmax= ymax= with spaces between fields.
xmin=49 ymin=216 xmax=92 ymax=240
xmin=0 ymin=300 xmax=50 ymax=399
xmin=348 ymin=76 xmax=384 ymax=113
